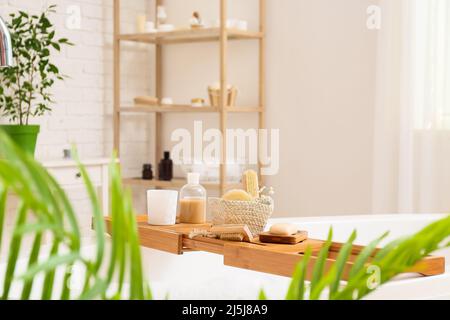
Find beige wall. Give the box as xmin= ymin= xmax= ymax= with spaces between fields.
xmin=155 ymin=0 xmax=379 ymax=217
xmin=1 ymin=1 xmax=381 ymax=218
xmin=265 ymin=0 xmax=378 ymax=217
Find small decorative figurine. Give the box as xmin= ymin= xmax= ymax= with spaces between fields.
xmin=157 ymin=6 xmax=167 ymax=26
xmin=190 ymin=11 xmax=204 ymax=28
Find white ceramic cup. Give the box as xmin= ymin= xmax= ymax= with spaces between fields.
xmin=161 ymin=97 xmax=173 ymax=105
xmin=147 ymin=190 xmax=178 ymax=225
xmin=145 ymin=21 xmax=156 ymax=33
xmin=226 ymin=19 xmax=236 ymax=28
xmin=237 ymin=20 xmax=248 ymax=31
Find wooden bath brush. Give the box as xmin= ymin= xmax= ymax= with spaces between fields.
xmin=210 ymin=224 xmax=253 ymax=242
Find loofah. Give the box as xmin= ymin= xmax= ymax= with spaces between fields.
xmin=222 ymin=189 xmax=253 ymax=201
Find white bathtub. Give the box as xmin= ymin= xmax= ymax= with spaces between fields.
xmin=143 ymin=213 xmax=450 ymax=300
xmin=1 ymin=214 xmax=449 ymax=300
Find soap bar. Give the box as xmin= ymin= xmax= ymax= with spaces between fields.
xmin=269 ymin=223 xmax=298 ymax=236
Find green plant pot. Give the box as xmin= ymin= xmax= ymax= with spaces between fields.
xmin=0 ymin=125 xmax=40 ymax=156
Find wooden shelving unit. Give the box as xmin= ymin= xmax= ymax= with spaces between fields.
xmin=113 ymin=0 xmax=266 ymax=194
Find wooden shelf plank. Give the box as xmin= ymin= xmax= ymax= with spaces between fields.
xmin=226 ymin=106 xmax=264 ymax=113
xmin=120 ymin=105 xmax=219 ymax=113
xmin=118 ymin=28 xmax=264 ymax=45
xmin=123 ymin=178 xmax=242 ymax=190
xmin=124 ymin=178 xmax=185 ymax=189
xmin=119 ymin=105 xmax=263 ymax=114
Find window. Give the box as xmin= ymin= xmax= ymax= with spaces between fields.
xmin=412 ymin=0 xmax=450 ymax=129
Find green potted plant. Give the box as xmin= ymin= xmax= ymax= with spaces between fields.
xmin=0 ymin=5 xmax=72 ymax=155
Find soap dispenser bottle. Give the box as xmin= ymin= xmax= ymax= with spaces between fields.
xmin=179 ymin=173 xmax=207 ymax=224
xmin=158 ymin=151 xmax=173 ymax=181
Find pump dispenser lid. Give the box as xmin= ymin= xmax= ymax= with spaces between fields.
xmin=187 ymin=172 xmax=200 ymax=185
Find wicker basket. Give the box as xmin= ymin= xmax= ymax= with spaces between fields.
xmin=209 ymin=196 xmax=274 ymax=236
xmin=208 ymin=86 xmax=237 ymax=107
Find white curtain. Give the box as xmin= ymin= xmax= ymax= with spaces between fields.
xmin=372 ymin=0 xmax=450 ymax=213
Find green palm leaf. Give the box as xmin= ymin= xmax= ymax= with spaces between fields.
xmin=309 ymin=228 xmax=333 ymax=298
xmin=285 ymin=246 xmax=312 ymax=300
xmin=349 ymin=231 xmax=388 ymax=278
xmin=285 ymin=215 xmax=450 ymax=300
xmin=0 ymin=128 xmax=151 ymax=300
xmin=328 ymin=230 xmax=357 ymax=299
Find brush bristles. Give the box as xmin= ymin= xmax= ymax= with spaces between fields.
xmin=219 ymin=233 xmax=245 ymax=242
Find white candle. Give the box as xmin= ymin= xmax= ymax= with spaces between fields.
xmin=147 ymin=190 xmax=178 ymax=225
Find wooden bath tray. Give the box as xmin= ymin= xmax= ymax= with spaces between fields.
xmin=103 ymin=215 xmax=445 ymax=280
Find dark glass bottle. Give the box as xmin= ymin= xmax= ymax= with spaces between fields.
xmin=158 ymin=151 xmax=173 ymax=181
xmin=142 ymin=164 xmax=153 ymax=180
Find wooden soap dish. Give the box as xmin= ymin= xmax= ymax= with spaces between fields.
xmin=259 ymin=231 xmax=308 ymax=244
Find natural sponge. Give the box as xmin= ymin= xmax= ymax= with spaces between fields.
xmin=242 ymin=170 xmax=259 ymax=198
xmin=222 ymin=189 xmax=253 ymax=201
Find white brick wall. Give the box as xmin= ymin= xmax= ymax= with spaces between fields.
xmin=1 ymin=0 xmax=155 ymax=240
xmin=1 ymin=0 xmax=153 ymax=162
